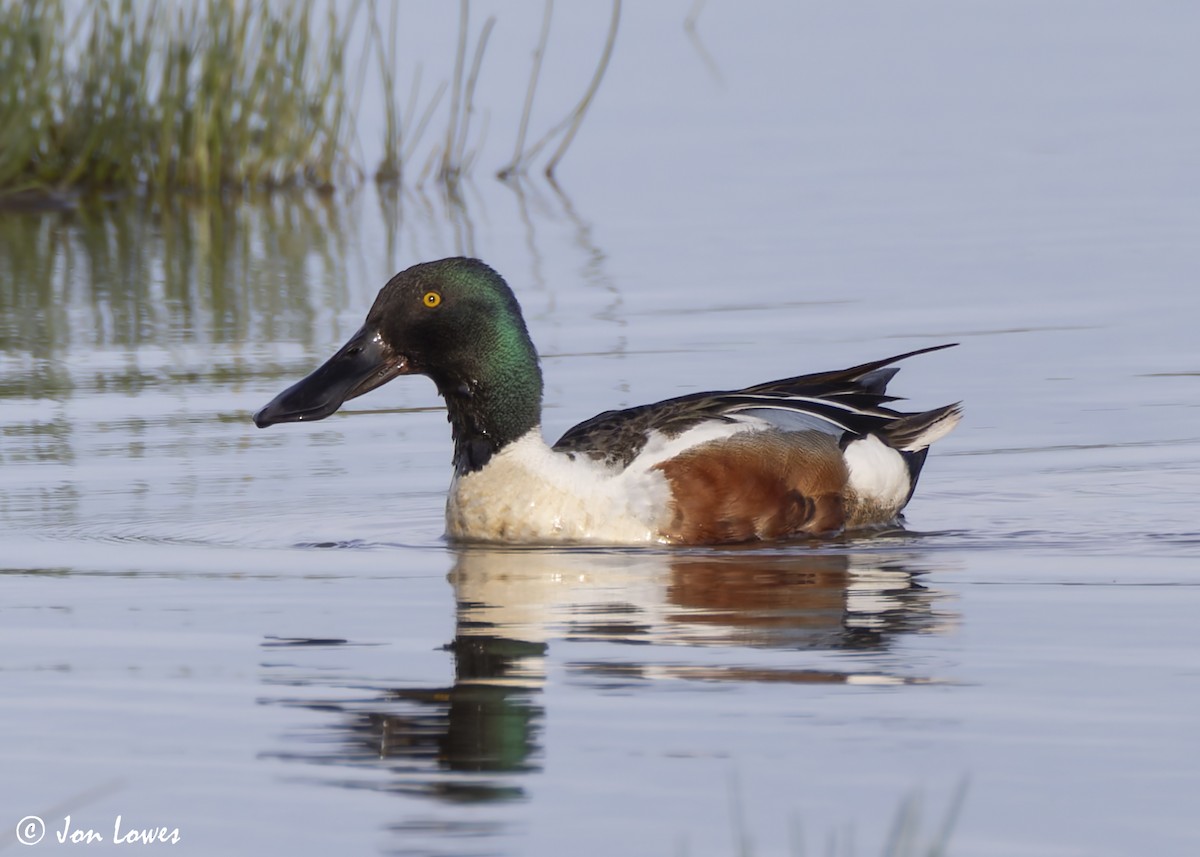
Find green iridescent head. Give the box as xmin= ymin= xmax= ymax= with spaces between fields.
xmin=254 ymin=257 xmax=544 ymax=472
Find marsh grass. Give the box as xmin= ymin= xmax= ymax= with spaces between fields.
xmin=1 ymin=0 xmax=621 ymax=201
xmin=723 ymin=776 xmax=968 ymax=857
xmin=0 ymin=0 xmax=360 ymax=201
xmin=497 ymin=0 xmax=621 ymax=181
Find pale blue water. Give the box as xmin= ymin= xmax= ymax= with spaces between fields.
xmin=3 ymin=3 xmax=1199 ymax=855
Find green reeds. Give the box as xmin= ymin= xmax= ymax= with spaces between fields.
xmin=0 ymin=0 xmax=355 ymax=199
xmin=0 ymin=0 xmax=620 ymax=200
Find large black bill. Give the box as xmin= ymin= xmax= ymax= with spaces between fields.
xmin=253 ymin=326 xmax=405 ymax=428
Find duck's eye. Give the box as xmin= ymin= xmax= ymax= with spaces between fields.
xmin=422 ymin=291 xmax=441 ymax=308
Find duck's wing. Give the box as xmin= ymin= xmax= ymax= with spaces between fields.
xmin=551 ymin=344 xmax=960 ymax=468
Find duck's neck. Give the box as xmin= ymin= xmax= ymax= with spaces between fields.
xmin=434 ymin=357 xmax=543 ymax=476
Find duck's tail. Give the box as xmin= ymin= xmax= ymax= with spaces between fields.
xmin=874 ymin=402 xmax=962 ymax=507
xmin=885 ymin=402 xmax=963 ymax=452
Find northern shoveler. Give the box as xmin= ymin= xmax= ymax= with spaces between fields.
xmin=253 ymin=257 xmax=962 ymax=545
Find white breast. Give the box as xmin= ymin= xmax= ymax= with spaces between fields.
xmin=445 ymin=430 xmax=674 ymax=544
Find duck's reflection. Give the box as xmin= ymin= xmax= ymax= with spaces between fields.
xmin=261 ymin=546 xmax=955 ymax=804
xmin=456 ymin=548 xmax=951 ymax=688
xmin=338 ymin=632 xmax=545 ymax=802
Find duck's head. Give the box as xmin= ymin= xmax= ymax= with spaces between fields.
xmin=254 ymin=258 xmax=543 ymax=470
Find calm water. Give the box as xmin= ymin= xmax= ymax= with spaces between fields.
xmin=3 ymin=3 xmax=1199 ymax=855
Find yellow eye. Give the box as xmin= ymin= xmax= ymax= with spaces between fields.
xmin=422 ymin=291 xmax=441 ymax=308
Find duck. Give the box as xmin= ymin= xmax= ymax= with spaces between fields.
xmin=253 ymin=257 xmax=962 ymax=545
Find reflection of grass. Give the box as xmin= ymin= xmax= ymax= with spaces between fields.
xmin=0 ymin=195 xmax=352 ymax=374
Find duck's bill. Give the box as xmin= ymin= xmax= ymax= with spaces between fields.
xmin=253 ymin=326 xmax=407 ymax=428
